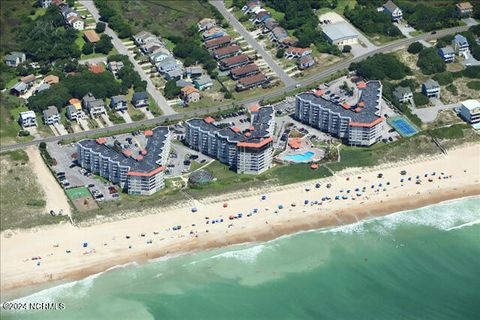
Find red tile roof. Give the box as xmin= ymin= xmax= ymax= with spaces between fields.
xmin=144 ymin=130 xmax=153 ymax=136
xmin=122 ymin=149 xmax=132 ymax=157
xmin=357 ymin=81 xmax=367 ymax=89
xmin=238 ymin=73 xmax=267 ymax=86
xmin=237 ymin=136 xmax=273 ymax=148
xmin=127 ymin=166 xmax=165 ymax=177
xmin=204 ymin=116 xmax=215 ymax=123
xmin=88 ymin=63 xmax=105 ymax=74
xmin=230 ymin=63 xmax=259 ymax=76
xmin=350 ymin=117 xmax=385 ymax=128
xmin=213 ymin=45 xmax=241 ymax=57
xmin=220 ymin=54 xmax=249 ymax=66
xmin=205 ymin=35 xmax=232 ymax=48
xmin=250 ymin=105 xmax=259 ymax=112
xmin=96 ymin=138 xmax=106 ymax=144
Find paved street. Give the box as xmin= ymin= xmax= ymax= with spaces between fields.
xmin=0 ymin=24 xmax=470 ymax=153
xmin=210 ymin=0 xmax=296 ymax=87
xmin=79 ymin=0 xmax=177 ymax=116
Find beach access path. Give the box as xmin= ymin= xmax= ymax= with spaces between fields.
xmin=1 ymin=144 xmax=479 ymax=292
xmin=25 ymin=146 xmax=71 ymax=216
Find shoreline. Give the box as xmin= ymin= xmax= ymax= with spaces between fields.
xmin=1 ymin=145 xmax=479 ymax=296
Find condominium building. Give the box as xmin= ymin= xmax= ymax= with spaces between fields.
xmin=185 ymin=106 xmax=275 ymax=174
xmin=77 ymin=127 xmax=172 ymax=195
xmin=295 ymin=81 xmax=384 ymax=147
xmin=459 ymin=99 xmax=480 ymax=129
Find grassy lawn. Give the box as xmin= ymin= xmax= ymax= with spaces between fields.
xmin=31 ymin=7 xmax=47 ymax=20
xmin=80 ymin=47 xmax=118 ymax=60
xmin=0 ymin=102 xmax=35 ymax=145
xmin=0 ymin=150 xmax=59 ymax=231
xmin=75 ymin=34 xmax=86 ymax=50
xmin=264 ymin=5 xmax=285 ymax=21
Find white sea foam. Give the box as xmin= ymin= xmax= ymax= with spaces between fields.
xmin=445 ymin=218 xmax=480 ymax=231
xmin=210 ymin=244 xmax=268 ymax=263
xmin=9 ymin=272 xmax=102 ymax=304
xmin=320 ymin=196 xmax=480 ymax=235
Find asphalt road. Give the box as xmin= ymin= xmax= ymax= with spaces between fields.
xmin=0 ymin=25 xmax=469 ymax=153
xmin=79 ymin=0 xmax=177 ymax=116
xmin=209 ymin=0 xmax=296 ymax=87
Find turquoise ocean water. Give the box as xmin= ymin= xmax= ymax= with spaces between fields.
xmin=2 ymin=197 xmax=480 ymax=320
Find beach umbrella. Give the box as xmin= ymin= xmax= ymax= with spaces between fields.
xmin=311 ymin=163 xmax=318 ymax=170
xmin=261 ymin=195 xmax=266 ymax=200
xmin=83 ymin=242 xmax=88 ymax=248
xmin=223 ymin=203 xmax=228 ymax=208
xmin=191 ymin=207 xmax=198 ymax=213
xmin=278 ymin=205 xmax=284 ymax=209
xmin=304 ymin=200 xmax=309 ymax=204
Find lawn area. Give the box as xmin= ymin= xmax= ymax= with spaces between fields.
xmin=264 ymin=5 xmax=285 ymax=21
xmin=108 ymin=0 xmax=216 ymax=39
xmin=316 ymin=0 xmax=357 ymax=16
xmin=0 ymin=100 xmax=35 ymax=145
xmin=0 ymin=0 xmax=35 ymax=54
xmin=80 ymin=47 xmax=118 ymax=60
xmin=0 ymin=150 xmax=58 ymax=231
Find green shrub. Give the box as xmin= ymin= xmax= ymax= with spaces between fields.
xmin=466 ymin=81 xmax=480 ymax=90
xmin=432 ymin=72 xmax=453 ymax=85
xmin=446 ymin=84 xmax=458 ymax=95
xmin=413 ymin=92 xmax=429 ymax=106
xmin=407 ymin=42 xmax=424 ymax=54
xmin=417 ymin=47 xmax=446 ymax=75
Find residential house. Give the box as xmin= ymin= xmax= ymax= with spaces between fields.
xmin=34 ymin=83 xmax=51 ymax=95
xmin=38 ymin=0 xmax=52 ymax=8
xmin=176 ymin=79 xmax=194 ymax=88
xmin=219 ymin=54 xmax=250 ymax=71
xmin=252 ymin=11 xmax=270 ymax=24
xmin=133 ymin=31 xmax=157 ymax=46
xmin=44 ymin=75 xmax=59 ymax=85
xmin=393 ymin=86 xmax=413 ymax=103
xmin=60 ymin=6 xmax=77 ymax=19
xmin=230 ymin=63 xmax=260 ymax=80
xmin=21 ymin=74 xmax=36 ymax=87
xmin=156 ymin=57 xmax=182 ymax=74
xmin=202 ymin=27 xmax=227 ymax=41
xmin=4 ymin=52 xmax=26 ymax=67
xmin=198 ymin=18 xmax=216 ymax=32
xmin=18 ymin=111 xmax=37 ymax=128
xmin=69 ymin=98 xmax=82 ymax=111
xmin=452 ymin=34 xmax=470 ymax=57
xmin=165 ymin=69 xmax=184 ymax=81
xmin=277 ymin=37 xmax=298 ymax=48
xmin=298 ymin=56 xmax=315 ymax=70
xmin=149 ymin=50 xmax=171 ymax=64
xmin=263 ymin=18 xmax=279 ymax=33
xmin=268 ymin=26 xmax=288 ymax=42
xmin=141 ymin=40 xmax=166 ymax=55
xmin=242 ymin=1 xmax=260 ymax=14
xmin=185 ymin=66 xmax=203 ymax=79
xmin=180 ymin=86 xmax=201 ymax=104
xmin=107 ymin=61 xmax=124 ymax=77
xmin=67 ymin=16 xmax=84 ymax=30
xmin=193 ymin=75 xmax=213 ymax=91
xmin=212 ymin=45 xmax=242 ymax=60
xmin=132 ymin=92 xmax=149 ymax=108
xmin=43 ymin=106 xmax=60 ymax=125
xmin=383 ymin=0 xmax=403 ymax=21
xmin=458 ymin=99 xmax=480 ymax=128
xmin=285 ymin=47 xmax=312 ymax=59
xmin=456 ymin=2 xmax=474 ymax=17
xmin=422 ymin=79 xmax=441 ymax=98
xmin=10 ymin=82 xmax=28 ymax=96
xmin=204 ymin=35 xmax=232 ymax=50
xmin=88 ymin=63 xmax=105 ymax=74
xmin=438 ymin=46 xmax=455 ymax=63
xmin=110 ymin=95 xmax=128 ymax=111
xmin=236 ymin=73 xmax=268 ymax=91
xmin=66 ymin=104 xmax=84 ymax=121
xmin=83 ymin=30 xmax=100 ymax=43
xmin=82 ymin=92 xmax=106 ymax=116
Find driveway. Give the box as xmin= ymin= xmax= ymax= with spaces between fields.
xmin=79 ymin=0 xmax=176 ymax=116
xmin=117 ymin=111 xmax=132 ymax=123
xmin=79 ymin=56 xmax=107 ymax=65
xmin=394 ymin=22 xmax=416 ymax=39
xmin=210 ymin=0 xmax=296 ymax=87
xmin=413 ymin=102 xmax=460 ymax=122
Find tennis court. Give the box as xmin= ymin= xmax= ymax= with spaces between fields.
xmin=65 ymin=186 xmax=91 ymax=201
xmin=388 ymin=116 xmax=419 ymax=137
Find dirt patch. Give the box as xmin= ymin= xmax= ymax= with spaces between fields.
xmin=73 ymin=197 xmax=99 ymax=212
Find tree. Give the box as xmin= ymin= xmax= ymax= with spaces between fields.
xmin=407 ymin=42 xmax=424 ymax=54
xmin=342 ymin=45 xmax=352 ymax=53
xmin=433 ymin=72 xmax=453 ymax=85
xmin=350 ymin=53 xmax=410 ymax=80
xmin=95 ymin=22 xmax=106 ymax=33
xmin=28 ymin=84 xmax=70 ymax=111
xmin=276 ymin=48 xmax=285 ymax=58
xmin=417 ymin=47 xmax=446 ymax=75
xmin=224 ymin=91 xmax=233 ymax=99
xmin=164 ymin=80 xmax=180 ymax=99
xmin=82 ymin=42 xmax=94 ymax=55
xmin=413 ymin=92 xmax=429 ymax=106
xmin=95 ymin=34 xmax=113 ymax=54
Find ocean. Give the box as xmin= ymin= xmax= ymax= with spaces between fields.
xmin=2 ymin=197 xmax=480 ymax=320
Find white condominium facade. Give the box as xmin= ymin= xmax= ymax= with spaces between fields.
xmin=295 ymin=81 xmax=384 ymax=147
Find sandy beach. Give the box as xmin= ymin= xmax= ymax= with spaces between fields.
xmin=1 ymin=144 xmax=479 ymax=294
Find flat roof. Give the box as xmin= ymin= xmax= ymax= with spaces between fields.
xmin=322 ymin=22 xmax=358 ymax=41
xmin=461 ymin=99 xmax=480 ymax=112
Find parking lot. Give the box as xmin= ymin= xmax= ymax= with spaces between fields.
xmin=167 ymin=141 xmax=211 ymax=176
xmin=47 ymin=142 xmax=120 ymax=202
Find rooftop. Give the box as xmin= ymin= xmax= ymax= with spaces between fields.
xmin=322 ymin=22 xmax=358 ymax=41
xmin=204 ymin=35 xmax=232 ymax=48
xmin=238 ymin=73 xmax=266 ymax=86
xmin=221 ymin=54 xmax=249 ymax=66
xmin=297 ymin=80 xmax=383 ymax=125
xmin=83 ymin=30 xmax=100 ymax=43
xmin=213 ymin=45 xmax=241 ymax=56
xmin=78 ymin=127 xmax=170 ymax=175
xmin=43 ymin=106 xmax=59 ymax=117
xmin=461 ymin=99 xmax=480 ymax=111
xmin=230 ymin=63 xmax=259 ymax=76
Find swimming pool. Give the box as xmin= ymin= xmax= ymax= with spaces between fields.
xmin=389 ymin=117 xmax=418 ymax=137
xmin=284 ymin=151 xmax=314 ymax=163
